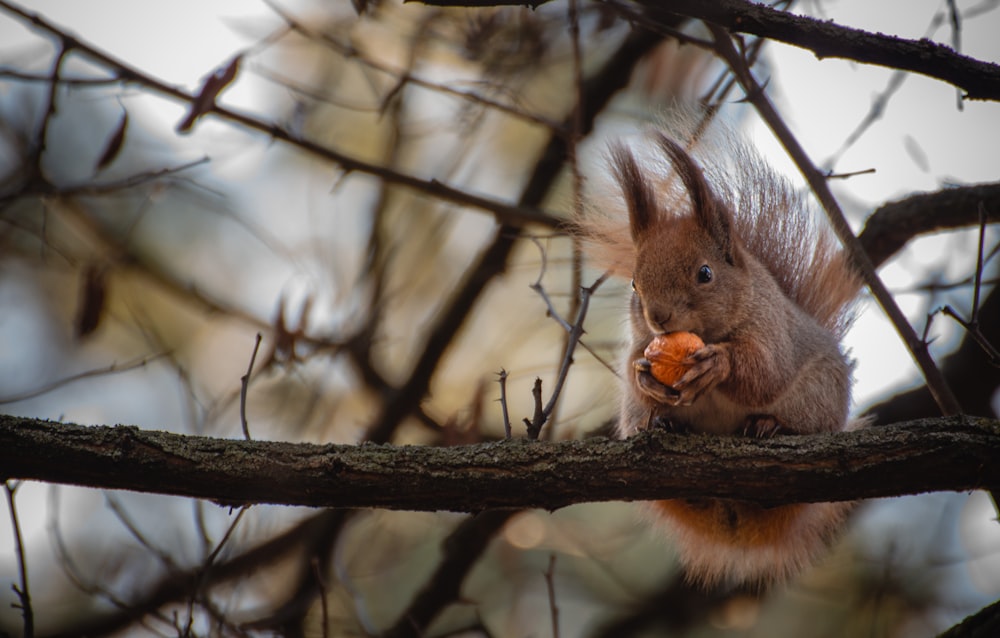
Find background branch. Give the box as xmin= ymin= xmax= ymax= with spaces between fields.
xmin=860 ymin=182 xmax=1000 ymax=268
xmin=421 ymin=0 xmax=1000 ymax=100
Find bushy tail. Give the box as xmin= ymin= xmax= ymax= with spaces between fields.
xmin=652 ymin=416 xmax=868 ymax=588
xmin=652 ymin=499 xmax=853 ymax=589
xmin=578 ymin=110 xmax=862 ymax=336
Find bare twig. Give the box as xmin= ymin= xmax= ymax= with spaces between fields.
xmin=0 ymin=352 xmax=170 ymax=405
xmin=312 ymin=557 xmax=329 ymax=638
xmin=540 ymin=274 xmax=610 ymax=423
xmin=0 ymin=157 xmax=210 ymax=208
xmin=707 ymin=24 xmax=962 ymax=417
xmin=972 ymin=203 xmax=989 ymax=324
xmin=826 ymin=167 xmax=877 ymax=180
xmin=4 ymin=481 xmax=33 ymax=638
xmin=522 ymin=272 xmax=608 ymax=439
xmin=527 ymin=241 xmax=617 ymax=376
xmin=946 ymin=0 xmax=965 ymax=109
xmin=939 ymin=306 xmax=1000 ymax=366
xmin=524 ymin=377 xmax=545 ymax=439
xmin=47 ymin=489 xmax=175 ymax=632
xmin=545 ymin=554 xmax=560 ymax=638
xmin=240 ymin=333 xmax=263 ymax=441
xmin=26 ymin=36 xmax=70 ymax=187
xmin=936 ymin=212 xmax=1000 ymax=366
xmin=105 ymin=494 xmax=180 ymax=571
xmin=826 ymin=9 xmax=953 ymax=170
xmin=497 ymin=369 xmax=512 ymax=439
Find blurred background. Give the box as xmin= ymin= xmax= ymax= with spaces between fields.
xmin=1 ymin=0 xmax=999 ymax=636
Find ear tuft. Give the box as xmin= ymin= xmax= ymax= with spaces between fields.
xmin=609 ymin=142 xmax=658 ymax=242
xmin=654 ymin=133 xmax=735 ymax=263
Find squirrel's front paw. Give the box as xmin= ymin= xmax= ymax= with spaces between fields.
xmin=671 ymin=344 xmax=730 ymax=406
xmin=633 ymin=358 xmax=682 ymax=405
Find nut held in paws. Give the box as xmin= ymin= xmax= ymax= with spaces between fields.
xmin=643 ymin=332 xmax=705 ymax=386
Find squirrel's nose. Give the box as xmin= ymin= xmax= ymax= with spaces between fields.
xmin=644 ymin=307 xmax=672 ymax=333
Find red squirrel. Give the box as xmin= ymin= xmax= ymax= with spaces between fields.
xmin=581 ymin=119 xmax=863 ymax=588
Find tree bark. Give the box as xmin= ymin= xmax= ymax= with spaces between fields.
xmin=3 ymin=413 xmax=998 ymax=511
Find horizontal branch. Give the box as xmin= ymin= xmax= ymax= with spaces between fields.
xmin=421 ymin=0 xmax=1000 ymax=100
xmin=859 ymin=181 xmax=1000 ymax=268
xmin=645 ymin=0 xmax=1000 ymax=100
xmin=2 ymin=414 xmax=998 ymax=511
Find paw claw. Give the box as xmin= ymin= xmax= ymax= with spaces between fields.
xmin=743 ymin=415 xmax=782 ymax=438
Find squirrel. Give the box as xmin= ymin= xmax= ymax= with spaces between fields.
xmin=579 ymin=116 xmax=863 ymax=588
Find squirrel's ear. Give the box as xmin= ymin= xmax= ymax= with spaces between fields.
xmin=655 ymin=133 xmax=735 ymax=264
xmin=609 ymin=142 xmax=657 ymax=242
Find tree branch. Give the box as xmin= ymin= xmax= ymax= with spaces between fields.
xmin=638 ymin=0 xmax=1000 ymax=101
xmin=859 ymin=181 xmax=1000 ymax=269
xmin=3 ymin=414 xmax=998 ymax=511
xmin=420 ymin=0 xmax=1000 ymax=101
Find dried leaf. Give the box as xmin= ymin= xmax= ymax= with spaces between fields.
xmin=177 ymin=54 xmax=242 ymax=133
xmin=95 ymin=109 xmax=128 ymax=171
xmin=75 ymin=264 xmax=107 ymax=338
xmin=903 ymin=134 xmax=931 ymax=173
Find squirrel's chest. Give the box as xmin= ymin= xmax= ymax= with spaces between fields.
xmin=658 ymin=390 xmax=749 ymax=435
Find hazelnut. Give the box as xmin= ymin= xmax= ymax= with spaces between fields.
xmin=643 ymin=332 xmax=705 ymax=386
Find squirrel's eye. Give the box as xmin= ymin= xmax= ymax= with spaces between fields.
xmin=630 ymin=278 xmax=637 ymax=293
xmin=697 ymin=265 xmax=713 ymax=284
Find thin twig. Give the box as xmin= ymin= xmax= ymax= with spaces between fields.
xmin=972 ymin=202 xmax=988 ymax=325
xmin=182 ymin=506 xmax=251 ymax=637
xmin=545 ymin=554 xmax=560 ymax=638
xmin=497 ymin=369 xmax=512 ymax=439
xmin=946 ymin=0 xmax=964 ymax=109
xmin=26 ymin=37 xmax=70 ymax=186
xmin=240 ymin=333 xmax=263 ymax=441
xmin=527 ymin=240 xmax=618 ymax=375
xmin=204 ymin=506 xmax=248 ymax=568
xmin=939 ymin=306 xmax=1000 ymax=367
xmin=47 ymin=489 xmax=172 ymax=628
xmin=0 ymin=68 xmax=120 ymax=86
xmin=826 ymin=167 xmax=877 ymax=180
xmin=4 ymin=481 xmax=33 ymax=638
xmin=523 ymin=271 xmax=610 ymax=439
xmin=707 ymin=24 xmax=962 ymax=417
xmin=104 ymin=494 xmax=180 ymax=571
xmin=524 ymin=377 xmax=545 ymax=439
xmin=312 ymin=557 xmax=330 ymax=638
xmin=0 ymin=352 xmax=171 ymax=405
xmin=540 ymin=273 xmax=610 ymax=421
xmin=0 ymin=157 xmax=210 ymax=208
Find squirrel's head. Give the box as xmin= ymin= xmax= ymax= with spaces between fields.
xmin=611 ymin=134 xmax=751 ymax=342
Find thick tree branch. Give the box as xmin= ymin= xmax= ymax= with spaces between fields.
xmin=3 ymin=414 xmax=998 ymax=511
xmin=421 ymin=0 xmax=1000 ymax=101
xmin=637 ymin=0 xmax=1000 ymax=101
xmin=860 ymin=181 xmax=1000 ymax=269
